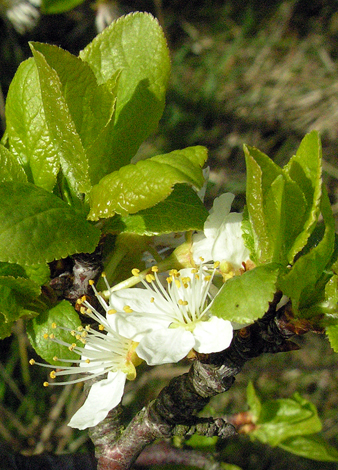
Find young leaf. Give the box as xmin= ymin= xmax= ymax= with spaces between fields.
xmin=41 ymin=0 xmax=85 ymax=14
xmin=284 ymin=130 xmax=322 ymax=261
xmin=0 ymin=145 xmax=27 ymax=183
xmin=251 ymin=393 xmax=322 ymax=447
xmin=88 ymin=146 xmax=208 ymax=220
xmin=210 ymin=263 xmax=280 ymax=324
xmin=246 ymin=381 xmax=262 ymax=422
xmin=104 ymin=184 xmax=209 ymax=236
xmin=0 ymin=182 xmax=100 ymax=266
xmin=27 ymin=300 xmax=82 ymax=365
xmin=80 ymin=12 xmax=171 ymax=171
xmin=30 ymin=42 xmax=117 ymax=153
xmin=279 ymin=434 xmax=338 ymax=462
xmin=278 ymin=187 xmax=335 ymax=312
xmin=30 ymin=45 xmax=91 ymax=196
xmin=5 ymin=58 xmax=60 ymax=191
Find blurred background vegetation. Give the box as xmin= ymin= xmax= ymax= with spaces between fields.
xmin=0 ymin=0 xmax=338 ymax=468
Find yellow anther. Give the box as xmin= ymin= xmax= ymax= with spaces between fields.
xmin=178 ymin=299 xmax=188 ymax=306
xmin=81 ymin=331 xmax=88 ymax=338
xmin=123 ymin=305 xmax=133 ymax=313
xmin=85 ymin=359 xmax=90 ymax=364
xmin=166 ymin=276 xmax=172 ymax=284
xmin=89 ymin=280 xmax=94 ymax=286
xmin=214 ymin=261 xmax=220 ymax=268
xmin=77 ymin=326 xmax=83 ymax=332
xmin=150 ymin=297 xmax=155 ymax=303
xmin=181 ymin=277 xmax=191 ymax=284
xmin=132 ymin=268 xmax=140 ymax=276
xmin=145 ymin=274 xmax=155 ymax=283
xmin=43 ymin=382 xmax=49 ymax=387
xmin=51 ymin=322 xmax=57 ymax=329
xmin=169 ymin=269 xmax=178 ymax=276
xmin=199 ymin=257 xmax=205 ymax=262
xmin=49 ymin=334 xmax=55 ymax=340
xmin=85 ymin=325 xmax=91 ymax=331
xmin=174 ymin=279 xmax=181 ymax=288
xmin=86 ymin=308 xmax=92 ymax=314
xmin=151 ymin=266 xmax=159 ymax=273
xmin=108 ymin=309 xmax=116 ymax=315
xmin=71 ymin=330 xmax=76 ymax=336
xmin=53 ymin=356 xmax=58 ymax=362
xmin=76 ymin=298 xmax=82 ymax=305
xmin=76 ymin=334 xmax=81 ymax=340
xmin=80 ymin=338 xmax=87 ymax=344
xmin=80 ymin=307 xmax=86 ymax=314
xmin=50 ymin=371 xmax=56 ymax=379
xmin=43 ymin=333 xmax=49 ymax=340
xmin=99 ymin=324 xmax=105 ymax=331
xmin=80 ymin=296 xmax=86 ymax=302
xmin=29 ymin=359 xmax=35 ymax=365
xmin=101 ymin=272 xmax=106 ymax=278
xmin=191 ymin=268 xmax=198 ymax=274
xmin=204 ymin=275 xmax=211 ymax=282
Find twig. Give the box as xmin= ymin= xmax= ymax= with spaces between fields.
xmin=90 ymin=294 xmax=301 ymax=470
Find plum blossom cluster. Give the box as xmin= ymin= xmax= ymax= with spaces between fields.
xmin=30 ymin=193 xmax=252 ymax=430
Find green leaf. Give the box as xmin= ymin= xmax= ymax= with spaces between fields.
xmin=88 ymin=146 xmax=208 ymax=220
xmin=210 ymin=263 xmax=280 ymax=324
xmin=241 ymin=206 xmax=257 ymax=263
xmin=284 ymin=130 xmax=322 ymax=261
xmin=0 ymin=145 xmax=27 ymax=183
xmin=30 ymin=45 xmax=91 ymax=195
xmin=279 ymin=434 xmax=338 ymax=462
xmin=246 ymin=381 xmax=261 ymax=422
xmin=185 ymin=434 xmax=218 ymax=451
xmin=278 ymin=187 xmax=335 ymax=312
xmin=6 ymin=58 xmax=60 ymax=191
xmin=104 ymin=184 xmax=209 ymax=235
xmin=41 ymin=0 xmax=85 ymax=14
xmin=326 ymin=324 xmax=338 ymax=352
xmin=244 ymin=144 xmax=307 ymax=265
xmin=80 ymin=12 xmax=171 ymax=173
xmin=30 ymin=43 xmax=117 ymax=155
xmin=251 ymin=393 xmax=322 ymax=447
xmin=0 ymin=263 xmax=41 ymax=339
xmin=24 ymin=263 xmax=50 ymax=285
xmin=27 ymin=300 xmax=82 ymax=365
xmin=0 ymin=182 xmax=100 ymax=265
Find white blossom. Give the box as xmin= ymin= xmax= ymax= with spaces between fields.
xmin=107 ymin=264 xmax=233 ymax=365
xmin=29 ymin=291 xmax=140 ymax=430
xmin=192 ymin=193 xmax=251 ymax=273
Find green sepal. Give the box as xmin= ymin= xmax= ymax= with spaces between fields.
xmin=0 ymin=182 xmax=100 ymax=266
xmin=27 ymin=300 xmax=82 ymax=365
xmin=210 ymin=263 xmax=280 ymax=324
xmin=104 ymin=184 xmax=208 ymax=236
xmin=88 ymin=146 xmax=208 ymax=220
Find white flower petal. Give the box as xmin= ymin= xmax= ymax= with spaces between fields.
xmin=108 ymin=312 xmax=170 ymax=341
xmin=211 ymin=212 xmax=250 ymax=268
xmin=203 ymin=193 xmax=235 ymax=237
xmin=193 ymin=316 xmax=233 ymax=354
xmin=68 ymin=371 xmax=126 ymax=430
xmin=136 ymin=328 xmax=195 ymax=365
